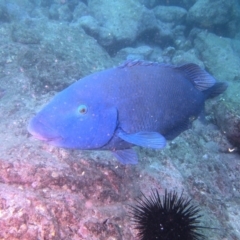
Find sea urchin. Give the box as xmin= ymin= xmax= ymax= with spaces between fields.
xmin=130 ymin=189 xmax=206 ymax=240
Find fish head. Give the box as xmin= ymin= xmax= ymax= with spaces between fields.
xmin=28 ymin=86 xmax=118 ymax=149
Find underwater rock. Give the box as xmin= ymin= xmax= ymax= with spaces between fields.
xmin=139 ymin=0 xmax=197 ymax=9
xmin=77 ymin=15 xmax=114 ymax=47
xmin=193 ymin=30 xmax=240 ymax=82
xmin=82 ymin=0 xmax=183 ymax=50
xmin=40 ymin=0 xmax=54 ymax=8
xmin=72 ymin=2 xmax=89 ymax=21
xmin=11 ymin=22 xmax=42 ymax=44
xmin=0 ymin=4 xmax=10 ymax=22
xmin=153 ymin=6 xmax=187 ymax=23
xmin=187 ymin=0 xmax=234 ymax=28
xmin=0 ymin=1 xmax=30 ymax=22
xmin=17 ymin=22 xmax=113 ymax=93
xmin=134 ymin=7 xmax=186 ymax=49
xmin=48 ymin=3 xmax=59 ymax=20
xmin=78 ymin=15 xmax=100 ymax=37
xmin=214 ymin=103 xmax=240 ymax=152
xmin=114 ymin=46 xmax=153 ymax=62
xmin=0 ymin=153 xmax=136 ymax=239
xmin=0 ymin=88 xmax=5 ymax=99
xmin=49 ymin=3 xmax=72 ymax=22
xmin=172 ymin=49 xmax=204 ymax=68
xmin=88 ymin=0 xmax=142 ymax=44
xmin=57 ymin=4 xmax=73 ymax=22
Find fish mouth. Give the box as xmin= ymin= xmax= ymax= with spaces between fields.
xmin=27 ymin=118 xmax=63 ymax=143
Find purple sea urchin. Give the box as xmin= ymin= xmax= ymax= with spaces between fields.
xmin=130 ymin=189 xmax=206 ymax=240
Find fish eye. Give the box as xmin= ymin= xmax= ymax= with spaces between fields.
xmin=78 ymin=104 xmax=88 ymax=114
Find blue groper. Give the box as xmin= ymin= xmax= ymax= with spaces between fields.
xmin=28 ymin=61 xmax=227 ymax=164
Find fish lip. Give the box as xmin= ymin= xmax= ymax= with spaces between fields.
xmin=28 ymin=118 xmax=63 ymax=143
xmin=29 ymin=133 xmax=63 ymax=143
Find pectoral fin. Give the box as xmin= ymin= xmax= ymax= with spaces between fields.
xmin=118 ymin=131 xmax=166 ymax=149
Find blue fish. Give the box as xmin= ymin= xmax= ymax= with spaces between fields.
xmin=28 ymin=61 xmax=227 ymax=164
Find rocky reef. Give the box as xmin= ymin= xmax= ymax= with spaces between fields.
xmin=0 ymin=0 xmax=240 ymax=239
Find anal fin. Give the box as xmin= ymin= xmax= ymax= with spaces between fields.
xmin=112 ymin=149 xmax=138 ymax=164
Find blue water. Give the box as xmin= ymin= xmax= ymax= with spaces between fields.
xmin=0 ymin=0 xmax=240 ymax=239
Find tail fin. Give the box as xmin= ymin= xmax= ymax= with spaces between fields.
xmin=176 ymin=63 xmax=228 ymax=98
xmin=177 ymin=63 xmax=216 ymax=91
xmin=203 ymin=82 xmax=228 ymax=99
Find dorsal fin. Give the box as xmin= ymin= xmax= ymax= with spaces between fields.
xmin=118 ymin=60 xmax=159 ymax=68
xmin=176 ymin=63 xmax=216 ymax=91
